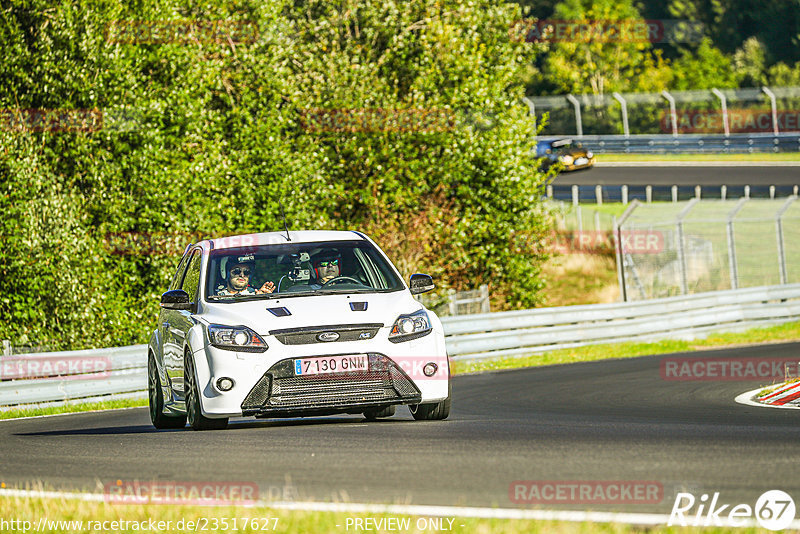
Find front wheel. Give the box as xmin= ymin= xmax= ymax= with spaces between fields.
xmin=185 ymin=351 xmax=228 ymax=431
xmin=409 ymin=398 xmax=450 ymax=421
xmin=148 ymin=353 xmax=186 ymax=429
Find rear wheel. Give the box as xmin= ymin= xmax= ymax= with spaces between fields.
xmin=363 ymin=405 xmax=396 ymax=421
xmin=185 ymin=351 xmax=228 ymax=431
xmin=148 ymin=353 xmax=186 ymax=429
xmin=410 ymin=398 xmax=450 ymax=421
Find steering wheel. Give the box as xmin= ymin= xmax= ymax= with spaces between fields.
xmin=321 ymin=276 xmax=364 ymax=287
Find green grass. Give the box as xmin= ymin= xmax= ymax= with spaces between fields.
xmin=0 ymin=396 xmax=147 ymax=421
xmin=599 ymin=153 xmax=800 ymax=162
xmin=452 ymin=320 xmax=800 ymax=375
xmin=0 ymin=494 xmax=777 ymax=533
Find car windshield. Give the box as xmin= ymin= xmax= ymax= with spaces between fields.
xmin=535 ymin=141 xmax=554 ymax=156
xmin=205 ymin=240 xmax=404 ymax=301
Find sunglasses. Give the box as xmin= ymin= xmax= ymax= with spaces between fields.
xmin=317 ymin=259 xmax=339 ymax=268
xmin=230 ymin=268 xmax=251 ymax=276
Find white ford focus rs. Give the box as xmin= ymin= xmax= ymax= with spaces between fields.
xmin=148 ymin=230 xmax=450 ymax=430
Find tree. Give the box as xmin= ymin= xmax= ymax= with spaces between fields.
xmin=533 ymin=0 xmax=671 ymax=96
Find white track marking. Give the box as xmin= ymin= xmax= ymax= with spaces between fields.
xmin=735 ymin=387 xmax=800 ymax=409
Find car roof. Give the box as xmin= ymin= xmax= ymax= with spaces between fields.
xmin=196 ymin=230 xmax=367 ymax=252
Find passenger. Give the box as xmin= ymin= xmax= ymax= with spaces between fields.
xmin=216 ymin=260 xmax=274 ymax=296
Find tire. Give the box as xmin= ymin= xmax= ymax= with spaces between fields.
xmin=410 ymin=397 xmax=450 ymax=421
xmin=363 ymin=405 xmax=396 ymax=421
xmin=148 ymin=353 xmax=186 ymax=430
xmin=185 ymin=351 xmax=228 ymax=431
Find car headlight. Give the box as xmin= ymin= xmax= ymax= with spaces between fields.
xmin=559 ymin=154 xmax=574 ymax=165
xmin=586 ymin=151 xmax=594 ymax=158
xmin=389 ymin=310 xmax=432 ymax=343
xmin=207 ymin=324 xmax=268 ymax=353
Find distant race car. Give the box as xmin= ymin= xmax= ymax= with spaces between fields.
xmin=148 ymin=230 xmax=451 ymax=430
xmin=537 ymin=138 xmax=595 ymax=172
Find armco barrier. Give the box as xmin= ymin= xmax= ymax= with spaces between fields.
xmin=2 ymin=284 xmax=799 ymax=408
xmin=441 ymin=284 xmax=800 ymax=360
xmin=576 ymin=133 xmax=800 ymax=154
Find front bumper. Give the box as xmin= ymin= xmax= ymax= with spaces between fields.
xmin=191 ymin=327 xmax=449 ymax=418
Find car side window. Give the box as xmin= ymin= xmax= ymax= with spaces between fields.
xmin=181 ymin=250 xmax=203 ymax=302
xmin=169 ymin=252 xmax=192 ymax=290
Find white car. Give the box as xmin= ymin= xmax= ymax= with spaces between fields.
xmin=148 ymin=230 xmax=451 ymax=430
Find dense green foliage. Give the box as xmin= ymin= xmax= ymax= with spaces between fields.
xmin=0 ymin=0 xmax=550 ymax=349
xmin=519 ymin=0 xmax=800 ymax=95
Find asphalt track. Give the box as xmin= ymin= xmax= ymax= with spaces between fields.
xmin=3 ymin=342 xmax=800 ymax=514
xmin=554 ymin=164 xmax=800 ymax=186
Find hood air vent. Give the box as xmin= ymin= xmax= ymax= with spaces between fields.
xmin=267 ymin=307 xmax=291 ymax=317
xmin=349 ymin=302 xmax=368 ymax=311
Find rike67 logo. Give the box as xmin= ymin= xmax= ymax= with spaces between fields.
xmin=669 ymin=490 xmax=796 ymax=530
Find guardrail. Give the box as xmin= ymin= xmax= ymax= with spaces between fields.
xmin=442 ymin=284 xmax=800 ymax=360
xmin=576 ymin=133 xmax=800 ymax=154
xmin=2 ymin=284 xmax=799 ymax=409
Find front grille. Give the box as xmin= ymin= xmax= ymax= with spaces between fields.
xmin=270 ymin=324 xmax=382 ymax=345
xmin=241 ymin=354 xmax=420 ymax=413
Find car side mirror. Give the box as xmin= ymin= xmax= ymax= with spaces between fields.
xmin=161 ymin=289 xmax=192 ymax=310
xmin=409 ymin=273 xmax=435 ymax=295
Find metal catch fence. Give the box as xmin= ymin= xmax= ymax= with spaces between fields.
xmin=616 ymin=197 xmax=800 ymax=300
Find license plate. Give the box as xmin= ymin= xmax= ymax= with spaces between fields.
xmin=294 ymin=355 xmax=369 ymax=376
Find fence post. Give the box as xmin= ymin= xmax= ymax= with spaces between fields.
xmin=721 ymin=185 xmax=727 ymax=200
xmin=646 ymin=185 xmax=652 ymax=203
xmin=546 ymin=184 xmax=553 ymax=199
xmin=676 ymin=198 xmax=699 ymax=295
xmin=695 ymin=185 xmax=701 ymax=199
xmin=566 ymin=94 xmax=583 ymax=138
xmin=776 ymin=196 xmax=797 ymax=285
xmin=671 ymin=185 xmax=678 ymax=203
xmin=576 ymin=204 xmax=583 ymax=233
xmin=522 ymin=96 xmax=537 ymax=133
xmin=613 ymin=216 xmax=626 ymax=302
xmin=615 ymin=200 xmax=641 ymax=302
xmin=661 ymin=90 xmax=678 ymax=137
xmin=711 ymin=88 xmax=730 ymax=137
xmin=762 ymin=87 xmax=779 ymax=136
xmin=2 ymin=340 xmax=10 ymax=356
xmin=480 ymin=284 xmax=490 ymax=313
xmin=613 ymin=92 xmax=630 ymax=138
xmin=745 ymin=185 xmax=750 ymax=199
xmin=594 ymin=210 xmax=601 ymax=231
xmin=595 ymin=184 xmax=603 ymax=205
xmin=726 ymin=198 xmax=748 ymax=290
xmin=572 ymin=184 xmax=579 ymax=206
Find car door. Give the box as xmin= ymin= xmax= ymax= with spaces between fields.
xmin=159 ymin=251 xmax=192 ymax=403
xmin=166 ymin=248 xmax=203 ymax=401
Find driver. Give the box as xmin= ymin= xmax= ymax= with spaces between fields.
xmin=216 ymin=258 xmax=274 ymax=296
xmin=312 ymin=250 xmax=342 ymax=285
